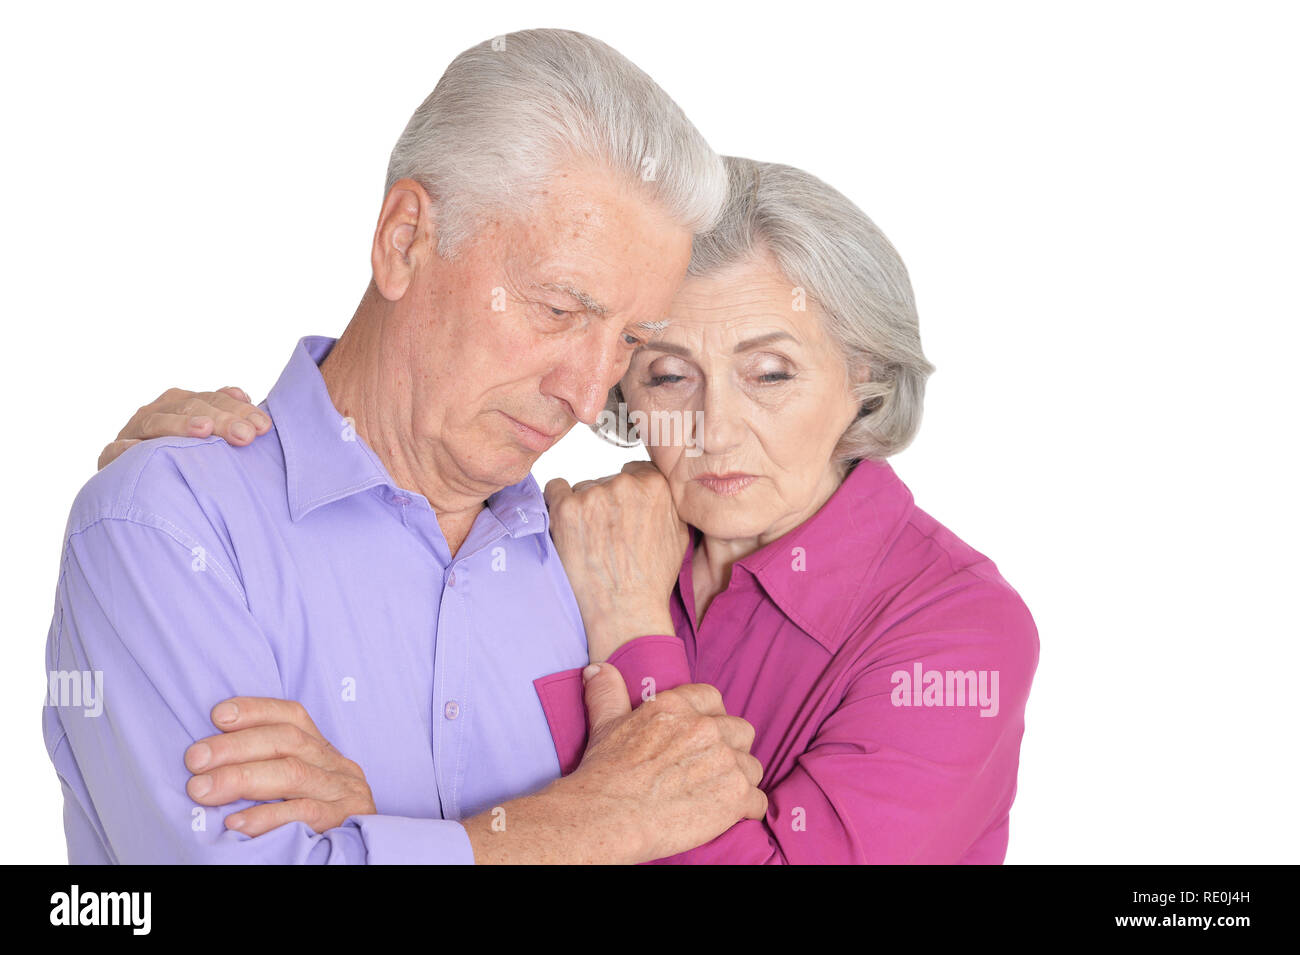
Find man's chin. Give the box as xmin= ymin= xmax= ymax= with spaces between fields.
xmin=478 ymin=446 xmax=544 ymax=490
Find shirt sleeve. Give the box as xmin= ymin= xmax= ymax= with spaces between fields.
xmin=532 ymin=635 xmax=692 ymax=775
xmin=650 ymin=581 xmax=1040 ymax=864
xmin=43 ymin=513 xmax=474 ymax=864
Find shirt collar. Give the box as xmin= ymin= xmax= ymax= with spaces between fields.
xmin=727 ymin=458 xmax=915 ymax=653
xmin=486 ymin=472 xmax=550 ymax=538
xmin=265 ymin=334 xmax=548 ymax=536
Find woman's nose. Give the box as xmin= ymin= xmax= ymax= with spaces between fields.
xmin=695 ymin=386 xmax=746 ymax=455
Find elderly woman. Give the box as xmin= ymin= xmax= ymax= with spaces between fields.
xmin=102 ymin=157 xmax=1038 ymax=863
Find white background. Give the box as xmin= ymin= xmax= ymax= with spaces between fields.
xmin=2 ymin=1 xmax=1296 ymax=864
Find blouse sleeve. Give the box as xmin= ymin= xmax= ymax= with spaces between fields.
xmin=532 ymin=634 xmax=693 ymax=776
xmin=651 ymin=578 xmax=1040 ymax=864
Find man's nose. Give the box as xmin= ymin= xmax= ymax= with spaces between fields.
xmin=543 ymin=329 xmax=628 ymax=425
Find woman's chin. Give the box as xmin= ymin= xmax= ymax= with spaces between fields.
xmin=679 ymin=501 xmax=775 ymax=542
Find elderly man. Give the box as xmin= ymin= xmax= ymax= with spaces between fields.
xmin=43 ymin=29 xmax=765 ymax=864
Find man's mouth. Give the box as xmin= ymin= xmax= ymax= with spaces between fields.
xmin=500 ymin=412 xmax=565 ymax=452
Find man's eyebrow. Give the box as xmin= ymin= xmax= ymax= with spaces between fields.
xmin=535 ymin=282 xmax=607 ymax=315
xmin=640 ymin=330 xmax=797 ymax=357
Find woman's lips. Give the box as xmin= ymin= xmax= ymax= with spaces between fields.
xmin=693 ymin=473 xmax=756 ymax=496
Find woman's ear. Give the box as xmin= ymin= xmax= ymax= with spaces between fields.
xmin=848 ymin=356 xmax=873 ymax=418
xmin=370 ymin=178 xmax=437 ymax=302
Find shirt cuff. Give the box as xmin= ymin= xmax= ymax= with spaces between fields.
xmin=533 ymin=634 xmax=691 ymax=776
xmin=348 ymin=814 xmax=475 ymax=864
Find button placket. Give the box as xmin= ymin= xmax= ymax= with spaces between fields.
xmin=432 ymin=557 xmax=471 ymax=819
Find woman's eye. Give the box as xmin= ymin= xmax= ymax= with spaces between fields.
xmin=648 ymin=374 xmax=686 ymax=386
xmin=758 ymin=371 xmax=795 ymax=383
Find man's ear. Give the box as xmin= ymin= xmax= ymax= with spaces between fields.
xmin=370 ymin=178 xmax=437 ymax=302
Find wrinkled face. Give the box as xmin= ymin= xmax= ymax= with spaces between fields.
xmin=405 ymin=162 xmax=693 ymax=489
xmin=620 ymin=250 xmax=862 ymax=543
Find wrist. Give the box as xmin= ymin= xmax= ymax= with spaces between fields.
xmin=584 ymin=607 xmax=675 ymax=663
xmin=524 ymin=776 xmax=649 ymax=864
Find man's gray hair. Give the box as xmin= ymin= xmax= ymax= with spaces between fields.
xmin=599 ymin=156 xmax=935 ymax=462
xmin=385 ymin=29 xmax=728 ymax=256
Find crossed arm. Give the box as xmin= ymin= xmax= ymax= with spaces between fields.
xmin=57 ymin=391 xmax=765 ymax=864
xmin=88 ymin=387 xmax=1037 ymax=865
xmin=48 ymin=511 xmax=763 ymax=864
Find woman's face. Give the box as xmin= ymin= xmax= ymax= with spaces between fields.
xmin=621 ymin=250 xmax=862 ymax=544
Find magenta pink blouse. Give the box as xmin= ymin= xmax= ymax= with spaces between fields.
xmin=534 ymin=457 xmax=1039 ymax=863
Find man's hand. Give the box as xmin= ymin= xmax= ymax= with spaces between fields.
xmin=183 ymin=696 xmax=376 ymax=837
xmin=543 ymin=461 xmax=689 ymax=662
xmin=99 ymin=385 xmax=271 ymax=470
xmin=463 ymin=663 xmax=766 ymax=863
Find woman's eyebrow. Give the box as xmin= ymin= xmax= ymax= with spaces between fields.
xmin=733 ymin=331 xmax=797 ymax=353
xmin=641 ymin=330 xmax=797 ymax=358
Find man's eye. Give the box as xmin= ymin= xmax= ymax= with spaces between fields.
xmin=550 ymin=307 xmax=570 ymax=316
xmin=758 ymin=372 xmax=795 ymax=383
xmin=648 ymin=374 xmax=686 ymax=386
xmin=622 ymin=333 xmax=642 ymax=346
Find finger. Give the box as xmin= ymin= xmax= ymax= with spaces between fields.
xmin=714 ymin=714 xmax=757 ymax=754
xmin=98 ymin=438 xmax=142 ymax=471
xmin=571 ymin=474 xmax=616 ymax=494
xmin=225 ymin=798 xmax=333 ymax=837
xmin=199 ymin=389 xmax=271 ymax=440
xmin=218 ymin=389 xmax=271 ymax=433
xmin=742 ymin=785 xmax=769 ymax=821
xmin=655 ymin=682 xmax=726 ymax=717
xmin=583 ymin=662 xmax=632 ymax=737
xmin=133 ymin=411 xmax=218 ymax=442
xmin=117 ymin=389 xmax=204 ymax=441
xmin=736 ymin=751 xmax=764 ymax=788
xmin=185 ymin=722 xmax=340 ymax=774
xmin=210 ymin=697 xmax=326 ymax=741
xmin=543 ymin=477 xmax=572 ymax=509
xmin=187 ymin=755 xmax=347 ymax=805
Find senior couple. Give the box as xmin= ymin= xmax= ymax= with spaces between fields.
xmin=46 ymin=28 xmax=1038 ymax=864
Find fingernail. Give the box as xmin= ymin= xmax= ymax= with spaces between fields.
xmin=186 ymin=742 xmax=211 ymax=771
xmin=188 ymin=416 xmax=210 ymax=430
xmin=226 ymin=813 xmax=245 ymax=831
xmin=213 ymin=701 xmax=239 ymax=725
xmin=249 ymin=412 xmax=270 ymax=430
xmin=190 ymin=774 xmax=213 ymax=798
xmin=230 ymin=421 xmax=254 ymax=441
xmin=582 ymin=664 xmax=600 ymax=684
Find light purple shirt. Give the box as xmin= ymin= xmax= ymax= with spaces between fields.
xmin=43 ymin=335 xmax=589 ymax=863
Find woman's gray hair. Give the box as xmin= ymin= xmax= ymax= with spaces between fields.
xmin=385 ymin=29 xmax=728 ymax=257
xmin=599 ymin=156 xmax=935 ymax=463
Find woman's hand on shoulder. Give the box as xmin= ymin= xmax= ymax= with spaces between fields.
xmin=98 ymin=385 xmax=272 ymax=470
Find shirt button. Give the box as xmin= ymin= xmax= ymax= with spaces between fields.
xmin=444 ymin=701 xmax=461 ymax=720
xmin=447 ymin=571 xmax=457 ymax=587
xmin=392 ymin=494 xmax=409 ymax=506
